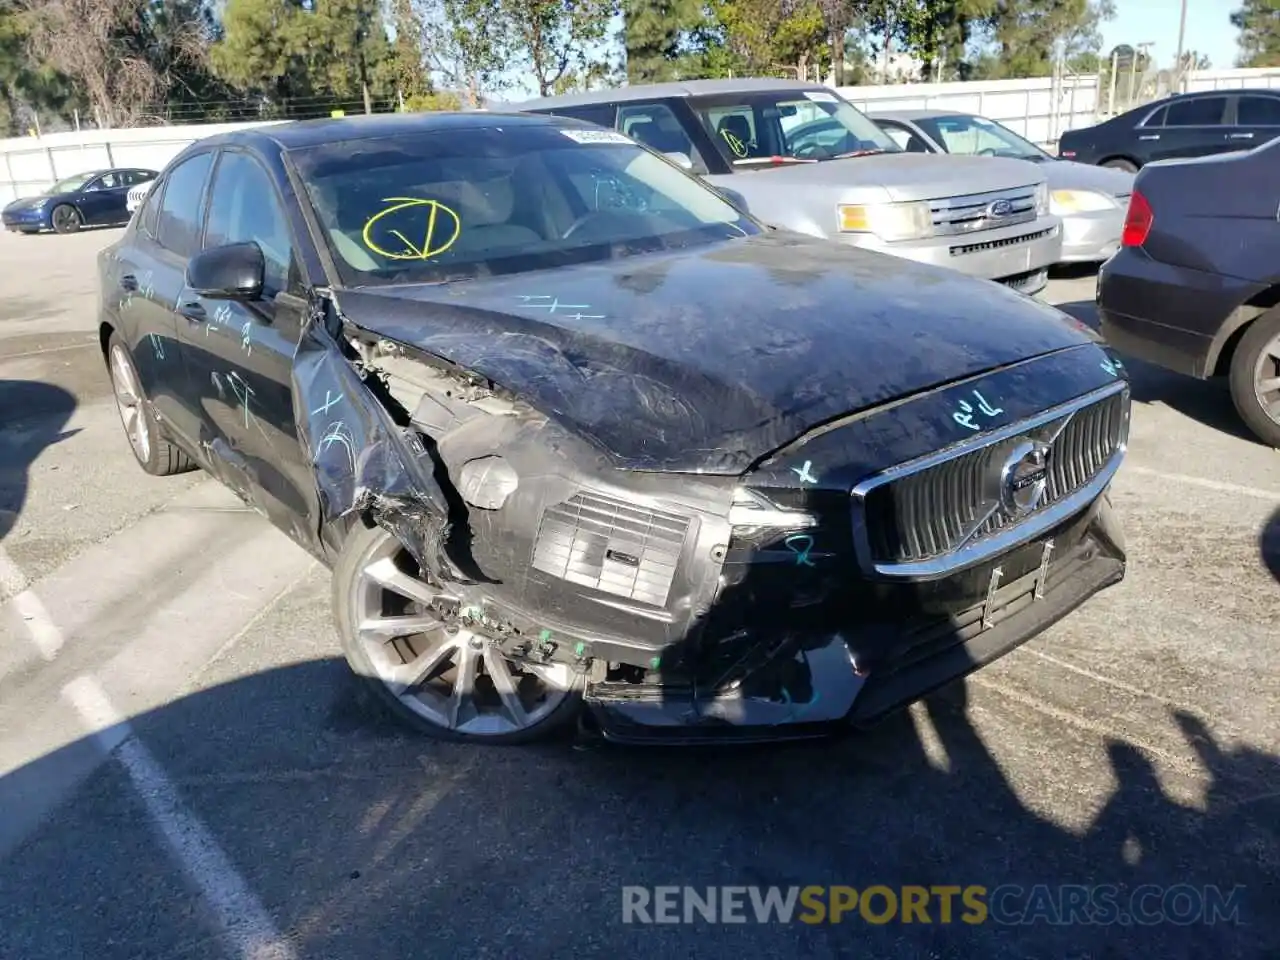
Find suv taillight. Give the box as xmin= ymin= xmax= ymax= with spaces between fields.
xmin=1121 ymin=189 xmax=1154 ymax=248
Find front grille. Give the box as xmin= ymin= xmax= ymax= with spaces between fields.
xmin=931 ymin=186 xmax=1039 ymax=236
xmin=531 ymin=492 xmax=690 ymax=607
xmin=862 ymin=388 xmax=1127 ymax=567
xmin=951 ymin=227 xmax=1056 ymax=258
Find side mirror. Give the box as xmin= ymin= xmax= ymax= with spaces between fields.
xmin=187 ymin=241 xmax=265 ymax=300
xmin=663 ymin=151 xmax=695 ymax=172
xmin=710 ymin=185 xmax=751 ymax=214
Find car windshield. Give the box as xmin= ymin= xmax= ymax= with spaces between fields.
xmin=292 ymin=124 xmax=760 ymax=286
xmin=690 ymin=90 xmax=901 ymax=166
xmin=914 ymin=114 xmax=1050 ymax=161
xmin=48 ymin=174 xmax=92 ymax=194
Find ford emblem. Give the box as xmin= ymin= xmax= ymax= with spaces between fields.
xmin=989 ymin=199 xmax=1014 ymax=218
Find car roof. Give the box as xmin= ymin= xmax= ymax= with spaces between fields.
xmin=507 ymin=77 xmax=835 ymax=111
xmin=190 ymin=110 xmax=586 ymax=153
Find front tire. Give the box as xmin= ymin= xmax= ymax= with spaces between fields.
xmin=107 ymin=334 xmax=196 ymax=475
xmin=50 ymin=204 xmax=81 ymax=234
xmin=1229 ymin=311 xmax=1280 ymax=447
xmin=333 ymin=523 xmax=583 ymax=744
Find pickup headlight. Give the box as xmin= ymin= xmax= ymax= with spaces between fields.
xmin=1050 ymin=189 xmax=1118 ymax=215
xmin=837 ymin=201 xmax=933 ymax=242
xmin=1034 ymin=182 xmax=1050 ymax=216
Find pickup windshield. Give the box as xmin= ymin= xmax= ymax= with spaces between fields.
xmin=691 ymin=90 xmax=901 ymax=166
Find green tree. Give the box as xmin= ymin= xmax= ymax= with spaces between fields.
xmin=502 ymin=0 xmax=617 ymax=96
xmin=621 ymin=0 xmax=705 ymax=82
xmin=389 ymin=0 xmax=432 ymax=100
xmin=1232 ymin=0 xmax=1280 ymax=67
xmin=211 ymin=0 xmax=312 ymax=108
xmin=0 ymin=0 xmax=83 ymax=133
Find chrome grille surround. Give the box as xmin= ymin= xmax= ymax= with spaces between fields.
xmin=931 ymin=185 xmax=1039 ymax=236
xmin=850 ymin=381 xmax=1130 ymax=581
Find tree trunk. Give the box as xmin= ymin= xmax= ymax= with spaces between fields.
xmin=830 ymin=29 xmax=844 ymax=85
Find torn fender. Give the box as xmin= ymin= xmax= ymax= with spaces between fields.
xmin=291 ymin=303 xmax=452 ymax=572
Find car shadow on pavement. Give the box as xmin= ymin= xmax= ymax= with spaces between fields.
xmin=0 ymin=660 xmax=1275 ymax=959
xmin=1054 ymin=299 xmax=1262 ymax=444
xmin=0 ymin=380 xmax=78 ymax=543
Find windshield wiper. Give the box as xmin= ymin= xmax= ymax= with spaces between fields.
xmin=823 ymin=149 xmax=889 ymax=160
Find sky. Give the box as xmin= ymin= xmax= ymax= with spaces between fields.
xmin=1099 ymin=0 xmax=1241 ymax=70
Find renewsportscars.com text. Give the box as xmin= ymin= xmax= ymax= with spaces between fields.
xmin=621 ymin=884 xmax=1246 ymax=926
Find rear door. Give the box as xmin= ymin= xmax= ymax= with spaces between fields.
xmin=174 ymin=148 xmax=318 ymax=534
xmin=1146 ymin=95 xmax=1232 ymax=161
xmin=1229 ymin=93 xmax=1280 ymax=152
xmin=107 ymin=151 xmax=215 ymax=448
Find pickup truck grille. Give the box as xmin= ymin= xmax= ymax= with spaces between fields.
xmin=931 ymin=186 xmax=1039 ymax=236
xmin=858 ymin=385 xmax=1129 ymax=572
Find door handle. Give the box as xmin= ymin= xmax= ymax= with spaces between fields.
xmin=178 ymin=301 xmax=207 ymax=323
xmin=1137 ymin=134 xmax=1160 ymax=141
xmin=1228 ymin=132 xmax=1255 ymax=139
xmin=120 ymin=274 xmax=138 ymax=292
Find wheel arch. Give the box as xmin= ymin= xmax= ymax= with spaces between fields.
xmin=1098 ymin=154 xmax=1141 ymax=171
xmin=1209 ymin=286 xmax=1280 ymax=377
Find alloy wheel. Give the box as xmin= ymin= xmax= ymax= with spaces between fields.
xmin=110 ymin=344 xmax=151 ymax=463
xmin=1255 ymin=331 xmax=1280 ymax=426
xmin=52 ymin=205 xmax=80 ymax=233
xmin=351 ymin=536 xmax=574 ymax=737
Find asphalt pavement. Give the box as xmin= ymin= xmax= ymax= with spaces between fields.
xmin=1 ymin=227 xmax=1277 ymax=959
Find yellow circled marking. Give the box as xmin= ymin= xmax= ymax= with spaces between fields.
xmin=720 ymin=129 xmax=748 ymax=158
xmin=362 ymin=197 xmax=462 ymax=261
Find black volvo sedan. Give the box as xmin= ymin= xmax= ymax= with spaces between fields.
xmin=97 ymin=112 xmax=1131 ymax=745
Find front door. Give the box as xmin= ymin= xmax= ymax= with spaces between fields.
xmin=174 ymin=148 xmax=319 ymax=543
xmin=1229 ymin=93 xmax=1280 ymax=152
xmin=77 ymin=171 xmax=131 ymax=225
xmin=1147 ymin=95 xmax=1232 ymax=162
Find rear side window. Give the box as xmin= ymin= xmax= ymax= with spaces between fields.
xmin=1237 ymin=95 xmax=1280 ymax=126
xmin=545 ymin=104 xmax=617 ymax=128
xmin=136 ymin=180 xmax=162 ymax=238
xmin=1163 ymin=96 xmax=1227 ymax=127
xmin=156 ymin=151 xmax=214 ymax=258
xmin=617 ymin=102 xmax=705 ymax=169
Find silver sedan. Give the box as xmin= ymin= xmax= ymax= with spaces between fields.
xmin=870 ymin=109 xmax=1135 ymax=264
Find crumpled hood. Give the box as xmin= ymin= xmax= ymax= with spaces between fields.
xmin=335 ymin=232 xmax=1094 ymax=473
xmin=735 ymin=153 xmax=1044 ymax=202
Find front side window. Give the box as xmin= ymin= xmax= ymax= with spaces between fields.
xmin=690 ymin=89 xmax=901 ymax=166
xmin=1163 ymin=96 xmax=1227 ymax=127
xmin=204 ymin=151 xmax=295 ymax=295
xmin=915 ymin=114 xmax=1048 ymax=161
xmin=48 ymin=174 xmax=91 ymax=194
xmin=1237 ymin=95 xmax=1280 ymax=126
xmin=156 ymin=151 xmax=214 ymax=258
xmin=292 ymin=124 xmax=759 ymax=286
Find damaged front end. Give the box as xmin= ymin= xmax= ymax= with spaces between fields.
xmin=293 ymin=292 xmax=1130 ymax=745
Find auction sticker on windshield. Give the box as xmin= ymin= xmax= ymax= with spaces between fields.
xmin=560 ymin=129 xmax=634 ymax=145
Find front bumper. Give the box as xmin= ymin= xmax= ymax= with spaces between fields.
xmin=1058 ymin=207 xmax=1123 ymax=263
xmin=2 ymin=207 xmax=49 ymax=231
xmin=840 ymin=216 xmax=1062 ymax=293
xmin=1097 ymin=247 xmax=1258 ymax=378
xmin=587 ymin=493 xmax=1126 ymax=745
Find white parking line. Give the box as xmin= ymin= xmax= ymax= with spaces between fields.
xmin=63 ymin=677 xmax=297 ymax=960
xmin=1128 ymin=465 xmax=1279 ymax=501
xmin=0 ymin=545 xmax=62 ymax=659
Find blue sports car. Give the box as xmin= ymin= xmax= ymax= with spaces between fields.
xmin=2 ymin=167 xmax=158 ymax=234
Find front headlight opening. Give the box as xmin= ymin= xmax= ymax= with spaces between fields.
xmin=837 ymin=201 xmax=934 ymax=242
xmin=1050 ymin=189 xmax=1117 ymax=215
xmin=1034 ymin=181 xmax=1050 ymax=216
xmin=727 ymin=487 xmax=817 ymax=532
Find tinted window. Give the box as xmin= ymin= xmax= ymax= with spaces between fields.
xmin=156 ymin=152 xmax=214 ymax=257
xmin=136 ymin=179 xmax=162 ymax=238
xmin=85 ymin=173 xmax=121 ymax=191
xmin=617 ymin=103 xmax=705 ymax=168
xmin=1163 ymin=97 xmax=1227 ymax=126
xmin=1237 ymin=95 xmax=1280 ymax=125
xmin=204 ymin=151 xmax=294 ymax=295
xmin=293 ymin=124 xmax=758 ymax=286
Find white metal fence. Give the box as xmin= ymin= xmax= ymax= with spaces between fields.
xmin=6 ymin=67 xmax=1280 ymax=206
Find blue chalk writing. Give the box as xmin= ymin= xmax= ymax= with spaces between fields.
xmin=784 ymin=533 xmax=816 ymax=567
xmin=781 ymin=686 xmax=822 ymax=719
xmin=226 ymin=372 xmax=255 ymax=428
xmin=953 ymin=389 xmax=1005 ymax=432
xmin=311 ymin=390 xmax=342 ymax=417
xmin=317 ymin=420 xmax=357 ymax=473
xmin=148 ymin=333 xmax=165 ymax=360
xmin=515 ymin=295 xmax=602 ymax=318
xmin=1100 ymin=356 xmax=1123 ymax=377
xmin=791 ymin=460 xmax=818 ymax=485
xmin=241 ymin=321 xmax=252 ymax=356
xmin=210 ymin=372 xmax=225 ymax=398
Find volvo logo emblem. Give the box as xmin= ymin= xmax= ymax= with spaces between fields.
xmin=999 ymin=439 xmax=1051 ymax=515
xmin=988 ymin=199 xmax=1014 ymax=218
